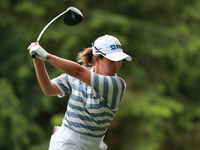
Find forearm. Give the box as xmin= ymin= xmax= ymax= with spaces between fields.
xmin=33 ymin=58 xmax=61 ymax=96
xmin=46 ymin=54 xmax=91 ymax=85
xmin=46 ymin=54 xmax=83 ymax=78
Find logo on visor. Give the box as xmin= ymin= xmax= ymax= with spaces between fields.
xmin=110 ymin=44 xmax=122 ymax=50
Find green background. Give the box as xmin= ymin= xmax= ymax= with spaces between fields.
xmin=0 ymin=0 xmax=200 ymax=150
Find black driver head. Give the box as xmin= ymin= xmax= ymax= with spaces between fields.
xmin=64 ymin=7 xmax=83 ymax=26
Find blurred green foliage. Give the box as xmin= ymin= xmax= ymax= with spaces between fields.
xmin=0 ymin=0 xmax=200 ymax=150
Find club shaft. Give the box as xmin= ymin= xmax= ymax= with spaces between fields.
xmin=32 ymin=9 xmax=68 ymax=58
xmin=36 ymin=9 xmax=68 ymax=43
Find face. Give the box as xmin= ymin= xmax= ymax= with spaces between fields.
xmin=94 ymin=55 xmax=122 ymax=76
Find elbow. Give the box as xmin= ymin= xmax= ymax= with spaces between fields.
xmin=43 ymin=90 xmax=52 ymax=96
xmin=42 ymin=88 xmax=55 ymax=96
xmin=42 ymin=85 xmax=61 ymax=96
xmin=41 ymin=82 xmax=61 ymax=96
xmin=44 ymin=93 xmax=51 ymax=96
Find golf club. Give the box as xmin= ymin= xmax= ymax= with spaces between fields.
xmin=31 ymin=7 xmax=83 ymax=58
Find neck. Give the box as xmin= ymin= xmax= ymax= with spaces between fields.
xmin=93 ymin=65 xmax=115 ymax=76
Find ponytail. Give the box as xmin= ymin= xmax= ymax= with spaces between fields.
xmin=76 ymin=47 xmax=95 ymax=66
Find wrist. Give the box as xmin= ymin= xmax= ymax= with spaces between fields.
xmin=33 ymin=57 xmax=44 ymax=64
xmin=46 ymin=53 xmax=51 ymax=61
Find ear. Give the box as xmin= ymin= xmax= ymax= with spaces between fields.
xmin=93 ymin=55 xmax=99 ymax=64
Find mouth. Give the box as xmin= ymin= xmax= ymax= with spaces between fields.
xmin=114 ymin=67 xmax=120 ymax=71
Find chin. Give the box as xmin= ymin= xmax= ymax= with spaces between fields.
xmin=112 ymin=71 xmax=118 ymax=75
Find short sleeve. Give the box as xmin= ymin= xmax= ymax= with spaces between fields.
xmin=91 ymin=72 xmax=126 ymax=109
xmin=51 ymin=74 xmax=72 ymax=98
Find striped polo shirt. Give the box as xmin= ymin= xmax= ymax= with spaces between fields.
xmin=51 ymin=67 xmax=126 ymax=137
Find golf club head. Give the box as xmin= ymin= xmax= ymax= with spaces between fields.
xmin=64 ymin=7 xmax=83 ymax=26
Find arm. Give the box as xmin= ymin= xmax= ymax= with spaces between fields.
xmin=29 ymin=43 xmax=91 ymax=87
xmin=33 ymin=57 xmax=62 ymax=96
xmin=46 ymin=54 xmax=91 ymax=86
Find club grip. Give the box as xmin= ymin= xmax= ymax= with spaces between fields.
xmin=31 ymin=52 xmax=37 ymax=58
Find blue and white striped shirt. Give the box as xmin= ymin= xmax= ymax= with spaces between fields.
xmin=51 ymin=67 xmax=126 ymax=137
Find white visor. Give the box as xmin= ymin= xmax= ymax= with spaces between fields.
xmin=105 ymin=52 xmax=132 ymax=61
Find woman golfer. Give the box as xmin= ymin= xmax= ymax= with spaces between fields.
xmin=28 ymin=34 xmax=132 ymax=150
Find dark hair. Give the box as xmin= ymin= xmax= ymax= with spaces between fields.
xmin=76 ymin=47 xmax=104 ymax=66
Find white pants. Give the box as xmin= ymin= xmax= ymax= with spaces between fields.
xmin=48 ymin=125 xmax=108 ymax=150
